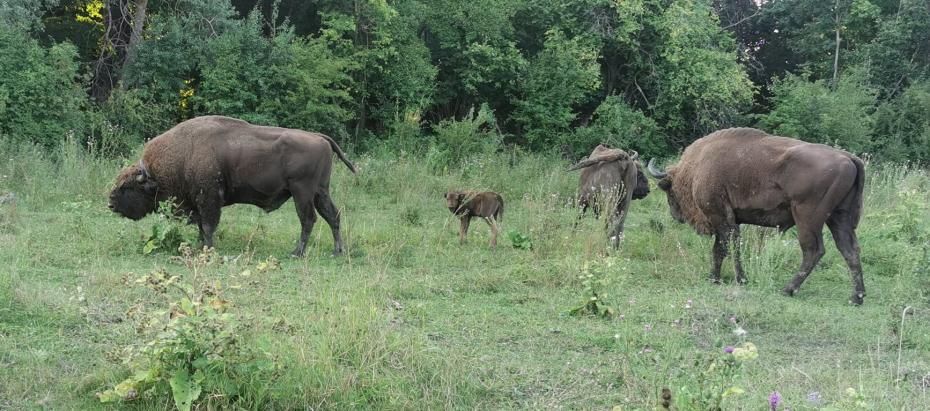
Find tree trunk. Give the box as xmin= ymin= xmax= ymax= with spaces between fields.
xmin=125 ymin=0 xmax=148 ymax=67
xmin=90 ymin=0 xmax=147 ymax=103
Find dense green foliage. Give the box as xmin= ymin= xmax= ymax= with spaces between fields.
xmin=2 ymin=0 xmax=929 ymax=161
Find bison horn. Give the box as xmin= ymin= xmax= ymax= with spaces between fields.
xmin=646 ymin=158 xmax=668 ymax=179
xmin=629 ymin=150 xmax=639 ymax=161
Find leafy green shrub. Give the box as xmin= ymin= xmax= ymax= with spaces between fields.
xmin=0 ymin=25 xmax=85 ymax=148
xmin=97 ymin=249 xmax=280 ymax=410
xmin=141 ymin=200 xmax=196 ymax=256
xmin=669 ymin=342 xmax=758 ymax=410
xmin=569 ymin=259 xmax=617 ymax=317
xmin=426 ymin=104 xmax=502 ymax=171
xmin=506 ymin=229 xmax=533 ymax=250
xmin=569 ymin=96 xmax=665 ymax=159
xmin=872 ymin=80 xmax=930 ymax=163
xmin=757 ymin=71 xmax=877 ymax=154
xmin=512 ymin=28 xmax=600 ymax=149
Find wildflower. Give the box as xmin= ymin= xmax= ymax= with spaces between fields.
xmin=628 ymin=298 xmax=636 ymax=305
xmin=728 ymin=315 xmax=738 ymax=324
xmin=618 ymin=314 xmax=625 ymax=320
xmin=684 ymin=299 xmax=693 ymax=309
xmin=731 ymin=342 xmax=758 ymax=361
xmin=724 ymin=346 xmax=735 ymax=354
xmin=644 ymin=324 xmax=652 ymax=332
xmin=733 ymin=326 xmax=747 ymax=337
xmin=672 ymin=319 xmax=681 ymax=327
xmin=769 ymin=391 xmax=781 ymax=410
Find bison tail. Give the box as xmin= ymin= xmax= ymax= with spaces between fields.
xmin=849 ymin=156 xmax=866 ymax=227
xmin=496 ymin=196 xmax=504 ymax=223
xmin=320 ymin=134 xmax=357 ymax=173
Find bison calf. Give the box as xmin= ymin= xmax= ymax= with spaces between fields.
xmin=445 ymin=190 xmax=504 ymax=246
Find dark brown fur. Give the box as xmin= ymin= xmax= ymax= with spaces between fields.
xmin=108 ymin=115 xmax=356 ymax=257
xmin=647 ymin=128 xmax=866 ymax=304
xmin=571 ymin=145 xmax=649 ymax=248
xmin=445 ymin=190 xmax=504 ymax=246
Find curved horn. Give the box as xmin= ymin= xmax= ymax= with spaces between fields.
xmin=646 ymin=158 xmax=668 ymax=179
xmin=567 ymin=150 xmax=629 ymax=171
xmin=629 ymin=150 xmax=639 ymax=161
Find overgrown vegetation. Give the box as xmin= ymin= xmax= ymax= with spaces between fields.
xmin=3 ymin=0 xmax=930 ymax=409
xmin=1 ymin=146 xmax=928 ymax=409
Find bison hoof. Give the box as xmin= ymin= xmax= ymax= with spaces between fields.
xmin=708 ymin=277 xmax=722 ymax=285
xmin=736 ymin=277 xmax=748 ymax=285
xmin=331 ymin=250 xmax=343 ymax=257
xmin=849 ymin=293 xmax=865 ymax=306
xmin=781 ymin=287 xmax=796 ymax=297
xmin=291 ymin=251 xmax=305 ymax=258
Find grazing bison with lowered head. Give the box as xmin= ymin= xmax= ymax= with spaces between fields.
xmin=108 ymin=115 xmax=356 ymax=257
xmin=569 ymin=145 xmax=650 ymax=248
xmin=445 ymin=190 xmax=504 ymax=247
xmin=646 ymin=128 xmax=867 ymax=304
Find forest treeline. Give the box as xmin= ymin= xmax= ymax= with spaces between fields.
xmin=1 ymin=0 xmax=929 ymax=162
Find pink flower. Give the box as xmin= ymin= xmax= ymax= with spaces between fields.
xmin=729 ymin=315 xmax=738 ymax=324
xmin=769 ymin=391 xmax=781 ymax=410
xmin=724 ymin=346 xmax=735 ymax=354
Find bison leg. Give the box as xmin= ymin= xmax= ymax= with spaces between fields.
xmin=484 ymin=217 xmax=499 ymax=247
xmin=194 ymin=199 xmax=221 ymax=250
xmin=827 ymin=217 xmax=865 ymax=305
xmin=782 ymin=220 xmax=826 ymax=297
xmin=732 ymin=226 xmax=747 ymax=285
xmin=292 ymin=192 xmax=318 ymax=258
xmin=710 ymin=231 xmax=729 ymax=284
xmin=459 ymin=216 xmax=471 ymax=245
xmin=314 ymin=191 xmax=345 ymax=256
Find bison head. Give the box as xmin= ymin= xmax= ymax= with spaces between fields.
xmin=444 ymin=191 xmax=467 ymax=214
xmin=109 ymin=162 xmax=158 ymax=220
xmin=647 ymin=159 xmax=684 ymax=223
xmin=632 ymin=166 xmax=650 ymax=200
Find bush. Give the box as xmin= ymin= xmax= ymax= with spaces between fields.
xmin=757 ymin=70 xmax=876 ymax=154
xmin=97 ymin=249 xmax=280 ymax=410
xmin=426 ymin=104 xmax=502 ymax=171
xmin=872 ymin=80 xmax=930 ymax=163
xmin=0 ymin=25 xmax=85 ymax=148
xmin=568 ymin=96 xmax=665 ymax=159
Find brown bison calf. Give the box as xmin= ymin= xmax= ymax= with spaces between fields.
xmin=445 ymin=190 xmax=504 ymax=246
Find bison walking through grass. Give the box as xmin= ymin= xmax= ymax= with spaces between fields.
xmin=647 ymin=128 xmax=867 ymax=304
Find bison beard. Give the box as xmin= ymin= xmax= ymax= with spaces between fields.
xmin=647 ymin=128 xmax=867 ymax=305
xmin=108 ymin=115 xmax=356 ymax=257
xmin=569 ymin=145 xmax=648 ymax=249
xmin=445 ymin=191 xmax=504 ymax=247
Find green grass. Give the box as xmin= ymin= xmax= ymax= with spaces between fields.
xmin=1 ymin=143 xmax=929 ymax=410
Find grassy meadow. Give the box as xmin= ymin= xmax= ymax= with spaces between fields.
xmin=1 ymin=142 xmax=929 ymax=410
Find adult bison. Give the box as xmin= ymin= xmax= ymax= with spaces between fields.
xmin=108 ymin=115 xmax=356 ymax=257
xmin=569 ymin=145 xmax=650 ymax=248
xmin=646 ymin=128 xmax=866 ymax=304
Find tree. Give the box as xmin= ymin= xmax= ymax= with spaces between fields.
xmin=90 ymin=0 xmax=148 ymax=103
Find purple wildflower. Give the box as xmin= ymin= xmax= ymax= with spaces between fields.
xmin=769 ymin=391 xmax=781 ymax=411
xmin=724 ymin=346 xmax=735 ymax=354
